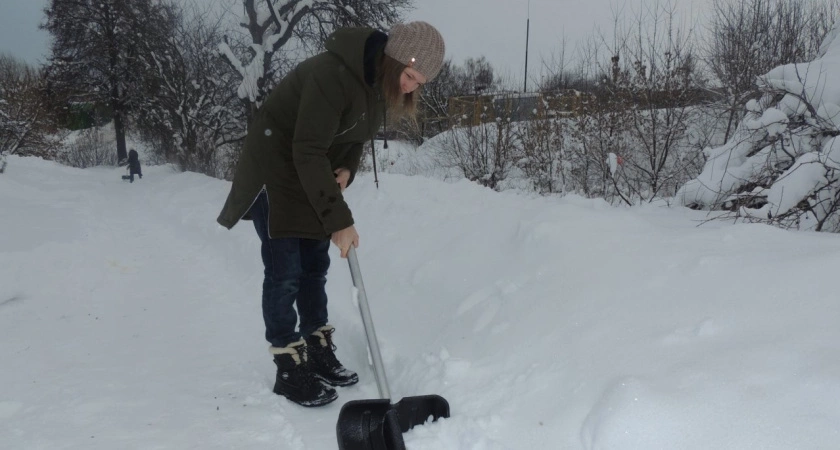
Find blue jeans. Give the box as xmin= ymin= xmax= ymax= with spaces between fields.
xmin=249 ymin=192 xmax=330 ymax=348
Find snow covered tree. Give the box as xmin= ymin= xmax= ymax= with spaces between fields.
xmin=219 ymin=0 xmax=409 ymax=122
xmin=134 ymin=2 xmax=243 ymax=177
xmin=705 ymin=0 xmax=838 ymax=142
xmin=42 ymin=0 xmax=172 ymax=163
xmin=678 ymin=24 xmax=840 ymax=232
xmin=0 ymin=53 xmax=57 ymax=158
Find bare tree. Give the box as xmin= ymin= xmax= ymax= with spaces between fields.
xmin=416 ymin=57 xmax=500 ymax=137
xmin=563 ymin=33 xmax=633 ymax=203
xmin=416 ymin=60 xmax=460 ymax=136
xmin=463 ymin=56 xmax=496 ymax=93
xmin=536 ymin=37 xmax=595 ymax=93
xmin=517 ymin=109 xmax=565 ymax=194
xmin=618 ymin=1 xmax=700 ymax=200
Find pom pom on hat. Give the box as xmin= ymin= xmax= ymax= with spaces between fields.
xmin=384 ymin=21 xmax=446 ymax=81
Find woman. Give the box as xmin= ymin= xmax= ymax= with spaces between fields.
xmin=217 ymin=22 xmax=445 ymax=407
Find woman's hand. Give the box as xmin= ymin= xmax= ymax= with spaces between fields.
xmin=334 ymin=168 xmax=350 ymax=192
xmin=331 ymin=225 xmax=359 ymax=258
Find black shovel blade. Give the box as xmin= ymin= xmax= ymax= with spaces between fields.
xmin=337 ymin=395 xmax=450 ymax=450
xmin=337 ymin=399 xmax=405 ymax=450
xmin=393 ymin=395 xmax=450 ymax=432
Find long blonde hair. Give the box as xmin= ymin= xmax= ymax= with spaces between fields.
xmin=378 ymin=55 xmax=420 ymax=121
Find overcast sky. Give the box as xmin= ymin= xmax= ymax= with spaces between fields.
xmin=0 ymin=0 xmax=713 ymax=84
xmin=407 ymin=0 xmax=713 ymax=85
xmin=0 ymin=0 xmax=50 ymax=64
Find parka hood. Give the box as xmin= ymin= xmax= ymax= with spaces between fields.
xmin=218 ymin=28 xmax=389 ymax=239
xmin=325 ymin=27 xmax=387 ymax=87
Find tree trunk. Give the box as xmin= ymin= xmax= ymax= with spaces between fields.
xmin=113 ymin=109 xmax=128 ymax=163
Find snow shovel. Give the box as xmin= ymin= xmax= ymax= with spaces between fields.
xmin=337 ymin=247 xmax=450 ymax=450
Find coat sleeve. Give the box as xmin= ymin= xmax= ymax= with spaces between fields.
xmin=343 ymin=142 xmax=365 ymax=188
xmin=292 ymin=67 xmax=354 ymax=235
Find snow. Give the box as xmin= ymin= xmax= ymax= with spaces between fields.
xmin=743 ymin=108 xmax=788 ymax=136
xmin=4 ymin=154 xmax=840 ymax=449
xmin=754 ymin=153 xmax=828 ymax=219
xmin=607 ymin=152 xmax=619 ymax=176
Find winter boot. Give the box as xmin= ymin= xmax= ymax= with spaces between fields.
xmin=304 ymin=325 xmax=359 ymax=387
xmin=270 ymin=339 xmax=338 ymax=407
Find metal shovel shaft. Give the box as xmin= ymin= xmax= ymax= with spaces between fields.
xmin=338 ymin=248 xmax=451 ymax=450
xmin=347 ymin=247 xmax=391 ymax=400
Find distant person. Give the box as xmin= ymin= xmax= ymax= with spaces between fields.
xmin=216 ymin=22 xmax=445 ymax=407
xmin=127 ymin=149 xmax=142 ymax=182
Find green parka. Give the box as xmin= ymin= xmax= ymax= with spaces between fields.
xmin=217 ymin=28 xmax=387 ymax=239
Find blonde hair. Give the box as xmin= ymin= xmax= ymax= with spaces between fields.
xmin=378 ymin=55 xmax=420 ymax=121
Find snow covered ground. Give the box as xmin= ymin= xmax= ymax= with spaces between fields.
xmin=3 ymin=154 xmax=840 ymax=449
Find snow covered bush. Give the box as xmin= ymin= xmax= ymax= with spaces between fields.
xmin=433 ymin=118 xmax=519 ymax=190
xmin=524 ymin=2 xmax=707 ymax=205
xmin=677 ymin=24 xmax=840 ymax=231
xmin=705 ymin=0 xmax=837 ymax=144
xmin=61 ymin=126 xmax=117 ymax=169
xmin=518 ymin=114 xmax=566 ymax=194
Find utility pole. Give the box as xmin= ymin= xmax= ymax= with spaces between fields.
xmin=524 ymin=0 xmax=530 ymax=93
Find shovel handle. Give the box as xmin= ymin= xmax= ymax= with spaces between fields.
xmin=347 ymin=246 xmax=392 ymax=400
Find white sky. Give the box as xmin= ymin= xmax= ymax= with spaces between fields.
xmin=1 ymin=0 xmax=714 ymax=77
xmin=0 ymin=0 xmax=50 ymax=64
xmin=407 ymin=0 xmax=715 ymax=87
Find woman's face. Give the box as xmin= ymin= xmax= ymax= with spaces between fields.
xmin=400 ymin=67 xmax=427 ymax=94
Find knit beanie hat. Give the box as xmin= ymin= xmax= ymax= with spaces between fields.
xmin=384 ymin=21 xmax=446 ymax=81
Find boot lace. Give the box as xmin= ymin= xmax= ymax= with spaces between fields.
xmin=321 ymin=327 xmax=338 ymax=352
xmin=317 ymin=328 xmax=342 ymax=371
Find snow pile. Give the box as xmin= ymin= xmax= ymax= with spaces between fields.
xmin=3 ymin=155 xmax=840 ymax=449
xmin=677 ymin=22 xmax=840 ymax=231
